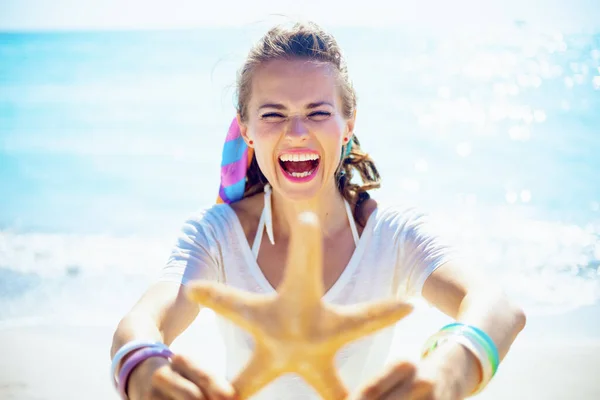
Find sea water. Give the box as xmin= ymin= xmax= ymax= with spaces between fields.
xmin=0 ymin=24 xmax=599 ymax=332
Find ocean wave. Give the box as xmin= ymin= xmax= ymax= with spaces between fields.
xmin=0 ymin=230 xmax=173 ymax=277
xmin=430 ymin=208 xmax=600 ymax=314
xmin=1 ymin=210 xmax=598 ymax=320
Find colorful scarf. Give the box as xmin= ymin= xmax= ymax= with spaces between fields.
xmin=216 ymin=118 xmax=254 ymax=204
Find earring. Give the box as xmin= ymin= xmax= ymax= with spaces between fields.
xmin=249 ymin=140 xmax=254 ymax=145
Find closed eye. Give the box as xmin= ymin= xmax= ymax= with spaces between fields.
xmin=261 ymin=112 xmax=285 ymax=120
xmin=308 ymin=111 xmax=332 ymax=120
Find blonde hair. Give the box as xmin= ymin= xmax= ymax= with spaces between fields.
xmin=237 ymin=21 xmax=380 ymax=226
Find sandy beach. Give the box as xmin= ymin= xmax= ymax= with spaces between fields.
xmin=1 ymin=307 xmax=599 ymax=400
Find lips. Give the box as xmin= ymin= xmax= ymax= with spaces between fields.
xmin=278 ymin=150 xmax=320 ymax=182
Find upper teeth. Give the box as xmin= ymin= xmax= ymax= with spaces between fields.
xmin=279 ymin=153 xmax=320 ymax=162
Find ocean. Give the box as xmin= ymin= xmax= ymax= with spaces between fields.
xmin=0 ymin=23 xmax=599 ymax=332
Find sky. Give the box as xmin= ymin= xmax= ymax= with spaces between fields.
xmin=1 ymin=0 xmax=600 ymax=32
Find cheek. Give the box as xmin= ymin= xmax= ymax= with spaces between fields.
xmin=250 ymin=122 xmax=282 ymax=144
xmin=319 ymin=119 xmax=345 ymax=159
xmin=251 ymin=131 xmax=279 ymax=175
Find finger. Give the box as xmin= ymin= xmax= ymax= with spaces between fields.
xmin=149 ymin=386 xmax=176 ymax=400
xmin=151 ymin=365 xmax=204 ymax=400
xmin=381 ymin=381 xmax=413 ymax=400
xmin=408 ymin=380 xmax=435 ymax=400
xmin=356 ymin=361 xmax=415 ymax=399
xmin=171 ymin=354 xmax=236 ymax=400
xmin=381 ymin=379 xmax=434 ymax=400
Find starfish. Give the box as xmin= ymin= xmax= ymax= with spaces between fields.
xmin=185 ymin=203 xmax=414 ymax=399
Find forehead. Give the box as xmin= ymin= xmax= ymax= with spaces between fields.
xmin=249 ymin=59 xmax=339 ymax=106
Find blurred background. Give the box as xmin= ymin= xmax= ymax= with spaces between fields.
xmin=1 ymin=0 xmax=599 ymax=344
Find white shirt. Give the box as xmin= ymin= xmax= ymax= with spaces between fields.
xmin=159 ymin=203 xmax=452 ymax=399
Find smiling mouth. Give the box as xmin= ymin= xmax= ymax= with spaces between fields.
xmin=278 ymin=153 xmax=320 ymax=179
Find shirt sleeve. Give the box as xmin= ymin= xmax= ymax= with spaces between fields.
xmin=394 ymin=207 xmax=454 ymax=298
xmin=158 ymin=209 xmax=223 ymax=286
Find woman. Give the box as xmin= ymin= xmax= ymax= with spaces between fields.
xmin=110 ymin=21 xmax=526 ymax=400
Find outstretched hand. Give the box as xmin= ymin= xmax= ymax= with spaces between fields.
xmin=352 ymin=341 xmax=479 ymax=400
xmin=127 ymin=353 xmax=236 ymax=400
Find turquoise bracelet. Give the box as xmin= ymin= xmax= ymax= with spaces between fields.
xmin=440 ymin=323 xmax=500 ymax=376
xmin=421 ymin=322 xmax=500 ymax=396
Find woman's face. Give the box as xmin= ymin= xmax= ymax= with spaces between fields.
xmin=239 ymin=58 xmax=355 ymax=201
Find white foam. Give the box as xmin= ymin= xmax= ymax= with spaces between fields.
xmin=0 ymin=230 xmax=172 ymax=277
xmin=1 ymin=206 xmax=598 ymax=319
xmin=426 ymin=208 xmax=600 ymax=314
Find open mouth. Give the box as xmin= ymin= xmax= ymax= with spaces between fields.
xmin=278 ymin=152 xmax=320 ymax=181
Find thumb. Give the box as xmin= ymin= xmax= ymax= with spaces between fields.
xmin=353 ymin=361 xmax=416 ymax=399
xmin=171 ymin=354 xmax=236 ymax=399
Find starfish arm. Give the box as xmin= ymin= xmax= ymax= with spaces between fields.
xmin=185 ymin=281 xmax=272 ymax=336
xmin=326 ymin=300 xmax=414 ymax=347
xmin=278 ymin=211 xmax=324 ymax=303
xmin=299 ymin=360 xmax=348 ymax=400
xmin=231 ymin=346 xmax=282 ymax=400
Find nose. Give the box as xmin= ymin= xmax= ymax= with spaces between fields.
xmin=285 ymin=115 xmax=309 ymax=141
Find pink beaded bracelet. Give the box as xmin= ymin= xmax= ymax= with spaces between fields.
xmin=117 ymin=346 xmax=174 ymax=399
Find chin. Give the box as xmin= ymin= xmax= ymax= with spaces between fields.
xmin=273 ymin=167 xmax=328 ymax=202
xmin=277 ymin=185 xmax=322 ymax=202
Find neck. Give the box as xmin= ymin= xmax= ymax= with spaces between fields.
xmin=269 ymin=182 xmax=349 ymax=241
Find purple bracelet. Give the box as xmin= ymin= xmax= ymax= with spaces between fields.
xmin=117 ymin=346 xmax=174 ymax=399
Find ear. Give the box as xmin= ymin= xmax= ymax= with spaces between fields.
xmin=345 ymin=109 xmax=357 ymax=140
xmin=237 ymin=114 xmax=253 ymax=148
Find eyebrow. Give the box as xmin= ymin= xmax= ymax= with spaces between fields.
xmin=257 ymin=101 xmax=334 ymax=111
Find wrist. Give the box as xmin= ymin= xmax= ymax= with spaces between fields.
xmin=127 ymin=356 xmax=170 ymax=400
xmin=427 ymin=340 xmax=482 ymax=398
xmin=421 ymin=323 xmax=499 ymax=397
xmin=449 ymin=341 xmax=482 ymax=395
